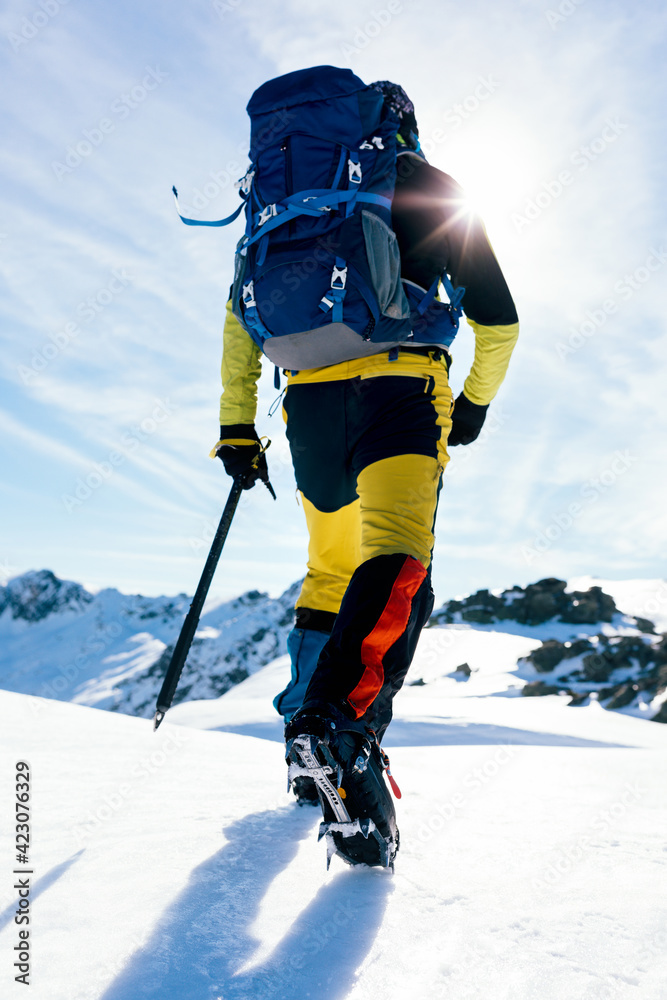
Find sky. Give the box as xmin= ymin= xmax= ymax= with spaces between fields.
xmin=0 ymin=0 xmax=666 ymax=605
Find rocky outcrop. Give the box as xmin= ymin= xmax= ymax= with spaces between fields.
xmin=0 ymin=570 xmax=93 ymax=622
xmin=520 ymin=631 xmax=667 ymax=722
xmin=430 ymin=578 xmax=618 ymax=628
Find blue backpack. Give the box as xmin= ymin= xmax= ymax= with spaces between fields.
xmin=174 ymin=65 xmax=464 ymax=369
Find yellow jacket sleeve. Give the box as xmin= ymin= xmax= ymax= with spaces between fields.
xmin=219 ymin=298 xmax=263 ymax=426
xmin=463 ymin=319 xmax=520 ymax=406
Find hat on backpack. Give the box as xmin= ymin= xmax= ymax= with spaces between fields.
xmin=369 ymin=81 xmax=419 ymax=147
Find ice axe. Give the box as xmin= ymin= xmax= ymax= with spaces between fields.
xmin=152 ymin=444 xmax=275 ymax=731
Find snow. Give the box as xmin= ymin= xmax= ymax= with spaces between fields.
xmin=2 ymin=616 xmax=667 ymax=999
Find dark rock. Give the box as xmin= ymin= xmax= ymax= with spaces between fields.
xmin=530 ymin=640 xmax=567 ymax=673
xmin=459 ymin=589 xmax=506 ymax=624
xmin=460 ymin=608 xmax=496 ymax=624
xmin=430 ymin=578 xmax=620 ymax=628
xmin=242 ymin=590 xmax=265 ymax=604
xmin=604 ymin=684 xmax=639 ymax=710
xmin=654 ymin=663 xmax=667 ymax=695
xmin=213 ymin=666 xmax=249 ymax=693
xmin=453 ymin=662 xmax=472 ymax=677
xmin=1 ymin=570 xmax=93 ymax=622
xmin=581 ymin=649 xmax=615 ymax=683
xmin=513 ymin=579 xmax=566 ymax=625
xmin=612 ymin=636 xmax=654 ymax=669
xmin=651 ymin=701 xmax=667 ymax=723
xmin=566 ymin=638 xmax=596 ymax=658
xmin=559 ymin=586 xmax=616 ymax=624
xmin=634 ymin=617 xmax=657 ymax=634
xmin=568 ymin=691 xmax=590 ymax=706
xmin=522 ymin=680 xmax=563 ymax=697
xmin=652 ymin=635 xmax=667 ymax=666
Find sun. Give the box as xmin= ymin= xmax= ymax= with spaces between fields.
xmin=426 ymin=118 xmax=544 ymax=242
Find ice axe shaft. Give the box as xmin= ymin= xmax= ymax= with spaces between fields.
xmin=152 ymin=476 xmax=244 ymax=731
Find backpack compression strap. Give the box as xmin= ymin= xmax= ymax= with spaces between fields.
xmin=419 ymin=271 xmax=466 ymax=320
xmin=171 ymin=184 xmax=391 ymax=235
xmin=172 ymin=186 xmax=246 ymax=227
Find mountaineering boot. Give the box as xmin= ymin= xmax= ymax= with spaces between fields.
xmin=285 ymin=701 xmax=400 ymax=869
xmin=290 ymin=775 xmax=320 ymax=806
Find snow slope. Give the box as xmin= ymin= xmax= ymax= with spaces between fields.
xmin=168 ymin=624 xmax=667 ymax=743
xmin=0 ymin=570 xmax=298 ymax=715
xmin=2 ymin=629 xmax=667 ymax=1000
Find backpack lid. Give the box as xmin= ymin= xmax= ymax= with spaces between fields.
xmin=247 ymin=65 xmax=367 ymax=115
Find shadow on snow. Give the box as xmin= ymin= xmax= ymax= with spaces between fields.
xmin=101 ymin=805 xmax=393 ymax=1000
xmin=0 ymin=850 xmax=85 ymax=933
xmin=208 ymin=719 xmax=630 ymax=749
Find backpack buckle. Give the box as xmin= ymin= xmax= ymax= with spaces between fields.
xmin=303 ymin=196 xmax=332 ymax=213
xmin=348 ymin=158 xmax=362 ymax=184
xmin=242 ymin=281 xmax=256 ymax=308
xmin=258 ymin=203 xmax=278 ymax=226
xmin=331 ymin=264 xmax=347 ymax=289
xmin=319 ymin=261 xmax=348 ymax=321
xmin=359 ymin=136 xmax=385 ymax=150
xmin=235 ymin=168 xmax=255 ymax=196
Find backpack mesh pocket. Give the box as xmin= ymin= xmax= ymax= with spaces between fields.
xmin=361 ymin=211 xmax=410 ymax=320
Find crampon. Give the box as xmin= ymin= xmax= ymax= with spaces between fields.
xmin=285 ymin=705 xmax=400 ymax=870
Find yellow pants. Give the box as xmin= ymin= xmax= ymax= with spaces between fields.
xmin=284 ymin=351 xmax=454 ymax=616
xmin=279 ymin=350 xmax=454 ymax=726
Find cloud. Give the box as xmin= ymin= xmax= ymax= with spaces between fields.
xmin=1 ymin=0 xmax=665 ymax=599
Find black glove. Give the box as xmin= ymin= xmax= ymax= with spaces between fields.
xmin=448 ymin=393 xmax=489 ymax=447
xmin=215 ymin=424 xmax=270 ymax=490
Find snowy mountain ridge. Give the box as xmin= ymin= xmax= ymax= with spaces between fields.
xmin=0 ymin=569 xmax=299 ymax=717
xmin=1 ymin=569 xmax=666 ymax=724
